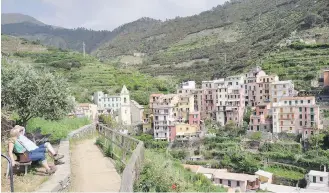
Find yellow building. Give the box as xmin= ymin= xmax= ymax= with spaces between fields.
xmin=142 ymin=108 xmax=153 ymax=133
xmin=175 ymin=123 xmax=199 ymax=140
xmin=173 ymin=95 xmax=194 ymax=122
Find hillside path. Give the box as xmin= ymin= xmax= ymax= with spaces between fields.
xmin=70 ymin=138 xmax=121 ymax=192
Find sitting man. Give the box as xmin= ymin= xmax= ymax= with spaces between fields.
xmin=16 ymin=125 xmax=64 ymax=164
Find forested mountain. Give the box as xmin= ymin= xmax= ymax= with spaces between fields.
xmin=1 ymin=13 xmax=45 ymax=25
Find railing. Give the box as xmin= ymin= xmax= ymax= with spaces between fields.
xmin=2 ymin=154 xmax=14 ymax=192
xmin=97 ymin=124 xmax=144 ymax=192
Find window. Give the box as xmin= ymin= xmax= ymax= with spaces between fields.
xmin=299 ymin=114 xmax=302 ymax=119
xmin=237 ymin=181 xmax=240 ymax=187
xmin=308 ymin=100 xmax=311 ymax=104
xmin=301 ymin=100 xmax=303 ymax=104
xmin=306 ymin=131 xmax=308 ymax=135
xmin=124 ymin=97 xmax=127 ymax=103
xmin=228 ymin=180 xmax=231 ymax=187
xmin=313 ymin=176 xmax=316 ymax=183
xmin=220 ymin=179 xmax=223 ymax=184
xmin=284 ymin=101 xmax=287 ymax=104
xmin=300 ymin=121 xmax=302 ymax=126
xmin=290 ymin=127 xmax=292 ymax=130
xmin=320 ymin=177 xmax=323 ymax=182
xmin=295 ymin=100 xmax=298 ymax=104
xmin=289 ymin=101 xmax=292 ymax=105
xmin=299 ymin=107 xmax=302 ymax=112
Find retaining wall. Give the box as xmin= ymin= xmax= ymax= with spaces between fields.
xmin=35 ymin=124 xmax=96 ymax=192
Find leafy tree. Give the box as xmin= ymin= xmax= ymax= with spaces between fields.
xmin=98 ymin=114 xmax=118 ymax=127
xmin=243 ymin=107 xmax=252 ymax=123
xmin=303 ymin=13 xmax=323 ymax=28
xmin=1 ymin=63 xmax=74 ymax=127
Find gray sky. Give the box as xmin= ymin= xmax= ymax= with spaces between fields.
xmin=2 ymin=0 xmax=227 ymax=30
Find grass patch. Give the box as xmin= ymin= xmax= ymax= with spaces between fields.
xmin=134 ymin=149 xmax=227 ymax=192
xmin=264 ymin=166 xmax=305 ymax=180
xmin=27 ymin=117 xmax=91 ymax=141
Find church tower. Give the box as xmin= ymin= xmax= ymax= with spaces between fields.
xmin=119 ymin=85 xmax=131 ymax=125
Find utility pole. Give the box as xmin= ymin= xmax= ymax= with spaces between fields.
xmin=82 ymin=42 xmax=86 ymax=58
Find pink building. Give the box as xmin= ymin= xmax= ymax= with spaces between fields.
xmin=248 ymin=103 xmax=272 ymax=132
xmin=189 ymin=111 xmax=201 ymax=126
xmin=272 ymin=96 xmax=323 ymax=139
xmin=213 ymin=170 xmax=260 ymax=192
xmin=244 ymin=66 xmax=266 ymax=107
xmin=202 ymin=80 xmax=219 ymax=119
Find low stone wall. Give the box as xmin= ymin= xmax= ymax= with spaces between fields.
xmin=35 ymin=124 xmax=95 ymax=192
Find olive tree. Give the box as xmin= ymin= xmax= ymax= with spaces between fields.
xmin=2 ymin=64 xmax=74 ymax=127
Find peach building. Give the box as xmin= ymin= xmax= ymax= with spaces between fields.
xmin=272 ymin=96 xmax=322 ymax=138
xmin=255 ymin=75 xmax=279 ymax=105
xmin=244 ymin=66 xmax=266 ymax=107
xmin=248 ymin=103 xmax=272 ymax=132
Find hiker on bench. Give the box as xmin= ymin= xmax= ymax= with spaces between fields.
xmin=16 ymin=125 xmax=64 ymax=164
xmin=8 ymin=126 xmax=62 ymax=175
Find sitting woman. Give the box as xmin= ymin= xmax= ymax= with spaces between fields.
xmin=8 ymin=126 xmax=57 ymax=174
xmin=15 ymin=125 xmax=64 ymax=163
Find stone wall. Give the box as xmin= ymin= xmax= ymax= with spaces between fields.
xmin=35 ymin=124 xmax=95 ymax=192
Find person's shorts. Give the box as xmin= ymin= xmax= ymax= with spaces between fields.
xmin=28 ymin=144 xmax=47 ymax=161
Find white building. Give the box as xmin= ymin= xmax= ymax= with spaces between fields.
xmin=93 ymin=92 xmax=121 ymax=112
xmin=93 ymin=85 xmax=132 ymax=125
xmin=269 ymin=80 xmax=295 ymax=103
xmin=306 ymin=170 xmax=329 ymax=192
xmin=179 ymin=81 xmax=196 ymax=89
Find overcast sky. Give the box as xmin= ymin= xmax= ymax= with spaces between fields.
xmin=2 ymin=0 xmax=227 ymax=30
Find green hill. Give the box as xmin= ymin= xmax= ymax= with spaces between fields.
xmin=93 ymin=0 xmax=329 ymax=82
xmin=1 ymin=35 xmax=176 ymax=104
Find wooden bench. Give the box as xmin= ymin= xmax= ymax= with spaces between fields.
xmin=6 ymin=152 xmax=32 ymax=178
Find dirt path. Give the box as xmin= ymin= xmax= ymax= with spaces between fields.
xmin=70 ymin=139 xmax=121 ymax=192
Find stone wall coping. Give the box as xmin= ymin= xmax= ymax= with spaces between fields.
xmin=34 ymin=124 xmax=95 ymax=192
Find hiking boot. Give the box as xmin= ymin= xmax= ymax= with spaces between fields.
xmin=54 ymin=159 xmax=65 ymax=165
xmin=46 ymin=167 xmax=57 ymax=175
xmin=53 ymin=154 xmax=64 ymax=160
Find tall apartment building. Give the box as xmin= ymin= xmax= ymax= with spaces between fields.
xmin=216 ymin=75 xmax=245 ymax=126
xmin=202 ymin=80 xmax=221 ymax=118
xmin=269 ymin=80 xmax=295 ymax=103
xmin=177 ymin=81 xmax=206 ymax=118
xmin=272 ymin=96 xmax=322 ymax=138
xmin=150 ymin=94 xmax=179 ymax=140
xmin=255 ymin=75 xmax=279 ymax=105
xmin=244 ymin=66 xmax=266 ymax=106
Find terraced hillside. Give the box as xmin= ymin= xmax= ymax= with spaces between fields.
xmin=94 ymin=0 xmax=329 ymax=81
xmin=2 ymin=35 xmax=176 ymax=104
xmin=262 ymin=42 xmax=329 ymax=90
